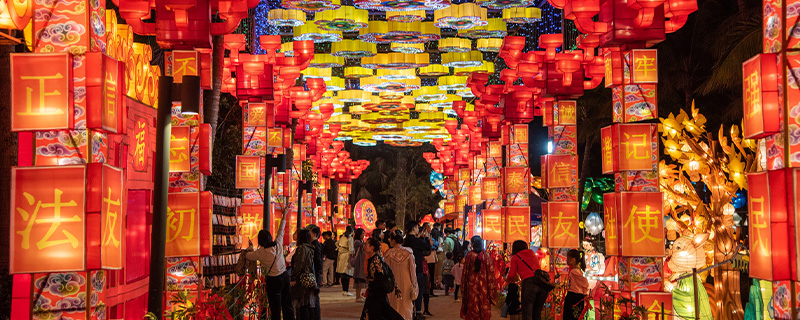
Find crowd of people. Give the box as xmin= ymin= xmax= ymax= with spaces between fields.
xmin=240 ymin=210 xmax=589 ymax=320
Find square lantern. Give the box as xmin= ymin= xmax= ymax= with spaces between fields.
xmin=86 ymin=53 xmax=125 ymax=133
xmin=513 ymin=124 xmax=529 ymax=144
xmin=555 ymin=100 xmax=577 ymax=126
xmin=635 ymin=292 xmax=674 ymax=320
xmin=199 ymin=124 xmax=212 ymax=175
xmin=619 ymin=192 xmax=664 ymax=257
xmin=604 ymin=50 xmax=623 ymax=88
xmin=742 ymin=53 xmax=780 ymax=139
xmin=603 ymin=192 xmax=620 ymax=256
xmin=165 ymin=192 xmax=205 ymax=257
xmin=601 ymin=123 xmax=658 ymax=173
xmin=200 ymin=191 xmax=213 ymax=257
xmin=469 ymin=185 xmax=482 ymax=205
xmin=10 ymin=53 xmax=74 ymax=131
xmin=166 ymin=50 xmax=199 ymax=83
xmin=542 ymin=154 xmax=577 ymax=188
xmin=544 ymin=202 xmax=579 ymax=248
xmin=86 ymin=163 xmax=124 ymax=270
xmin=482 ymin=209 xmax=502 ymax=241
xmin=236 ymin=156 xmax=262 ymax=189
xmin=504 ymin=206 xmax=531 ymax=243
xmin=247 ymin=102 xmax=267 ymax=127
xmin=482 ymin=178 xmax=500 ymax=199
xmin=504 ymin=167 xmax=530 ymax=194
xmin=629 ymin=49 xmax=658 ymax=84
xmin=169 ymin=126 xmax=191 ymax=172
xmin=239 ymin=204 xmax=264 ymax=249
xmin=542 ymin=100 xmax=555 ymax=127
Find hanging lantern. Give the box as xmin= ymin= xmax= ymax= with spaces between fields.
xmin=377 ymin=69 xmax=417 ymax=80
xmin=414 ymin=86 xmax=448 ymax=102
xmin=362 ymin=52 xmax=430 ymax=69
xmin=344 ymin=66 xmax=374 ymax=78
xmin=310 ymin=54 xmax=345 ymax=68
xmin=268 ymin=9 xmax=306 ymax=26
xmin=458 ymin=18 xmax=507 ymax=39
xmin=326 ymin=77 xmax=346 ymax=91
xmin=502 ymin=7 xmax=541 ymax=23
xmin=359 ymin=21 xmax=441 ymax=44
xmin=303 ymin=67 xmax=333 ymax=80
xmin=742 ymin=53 xmax=780 ymax=139
xmin=386 ymin=10 xmax=426 ymax=22
xmin=0 ymin=0 xmax=32 ymax=29
xmin=314 ymin=6 xmax=369 ymax=32
xmin=391 ymin=42 xmax=425 ymax=54
xmin=476 ymin=38 xmax=503 ymax=52
xmin=584 ymin=212 xmax=604 ymax=236
xmin=418 ymin=64 xmax=451 ymax=77
xmin=293 ymin=24 xmax=343 ymax=43
xmin=332 ymin=39 xmax=377 ymax=58
xmin=338 ymin=90 xmax=372 ymax=103
xmin=439 ymin=76 xmax=468 ymax=91
xmin=360 ymin=77 xmax=421 ymax=93
xmin=439 ymin=38 xmax=472 ymax=53
xmin=453 ymin=63 xmax=494 ymax=76
xmin=283 ymin=0 xmax=342 ymax=12
xmin=280 ymin=41 xmax=296 ymax=56
xmin=354 ymin=0 xmax=451 ymax=11
xmin=433 ymin=3 xmax=488 ymax=30
xmin=442 ymin=51 xmax=483 ymax=68
xmin=476 ymin=0 xmax=534 ymax=9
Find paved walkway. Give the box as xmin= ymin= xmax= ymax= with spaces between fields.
xmin=318 ymin=285 xmax=503 ymax=320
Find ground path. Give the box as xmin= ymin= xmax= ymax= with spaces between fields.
xmin=318 ymin=286 xmax=504 ymax=320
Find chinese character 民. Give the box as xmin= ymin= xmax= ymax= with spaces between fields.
xmin=485 ymin=215 xmax=501 ymax=233
xmin=750 ymin=197 xmax=768 ymax=252
xmin=624 ymin=205 xmax=661 ymax=244
xmin=508 ymin=215 xmax=526 ymax=235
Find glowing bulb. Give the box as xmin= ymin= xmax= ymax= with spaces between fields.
xmin=688 ymin=160 xmax=700 ymax=171
xmin=723 ymin=203 xmax=735 ymax=216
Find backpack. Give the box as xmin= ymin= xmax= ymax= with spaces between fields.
xmin=450 ymin=236 xmax=463 ymax=257
xmin=377 ymin=260 xmax=396 ymax=294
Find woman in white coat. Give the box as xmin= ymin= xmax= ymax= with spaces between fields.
xmin=383 ymin=231 xmax=418 ymax=320
xmin=336 ymin=226 xmax=356 ymax=296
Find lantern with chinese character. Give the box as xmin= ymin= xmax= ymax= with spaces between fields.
xmin=545 ymin=202 xmax=579 ymax=248
xmin=741 ymin=53 xmax=780 ymax=139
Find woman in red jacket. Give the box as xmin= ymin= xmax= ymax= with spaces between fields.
xmin=506 ymin=240 xmax=545 ymax=320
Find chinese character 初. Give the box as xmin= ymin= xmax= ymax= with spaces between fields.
xmin=16 ymin=189 xmax=80 ymax=250
xmin=624 ymin=205 xmax=661 ymax=244
xmin=167 ymin=207 xmax=196 ymax=242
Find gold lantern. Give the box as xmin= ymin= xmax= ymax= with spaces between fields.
xmin=332 ymin=39 xmax=377 ymax=58
xmin=433 ymin=3 xmax=488 ymax=30
xmin=268 ymin=9 xmax=306 ymax=26
xmin=439 ymin=38 xmax=472 ymax=53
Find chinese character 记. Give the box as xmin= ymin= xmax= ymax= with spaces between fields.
xmin=750 ymin=197 xmax=768 ymax=252
xmin=18 ymin=73 xmax=65 ymax=116
xmin=552 ymin=211 xmax=576 ymax=238
xmin=102 ymin=187 xmax=121 ymax=247
xmin=624 ymin=205 xmax=661 ymax=244
xmin=508 ymin=215 xmax=526 ymax=235
xmin=635 ymin=54 xmax=656 ymax=78
xmin=622 ymin=132 xmax=649 ymax=160
xmin=167 ymin=207 xmax=196 ymax=242
xmin=16 ymin=189 xmax=80 ymax=250
xmin=745 ymin=71 xmax=761 ymax=120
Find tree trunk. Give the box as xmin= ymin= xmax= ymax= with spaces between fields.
xmin=577 ymin=137 xmax=594 ymax=210
xmin=713 ymin=226 xmax=744 ymax=320
xmin=203 ymin=35 xmax=224 ymax=137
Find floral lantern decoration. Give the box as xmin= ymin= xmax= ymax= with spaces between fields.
xmin=439 ymin=38 xmax=473 ymax=53
xmin=360 ymin=76 xmax=422 ymax=93
xmin=294 ymin=23 xmax=343 ymax=43
xmin=359 ymin=21 xmax=441 ymax=44
xmin=476 ymin=38 xmax=503 ymax=52
xmin=502 ymin=7 xmax=541 ymax=23
xmin=584 ymin=212 xmax=604 ymax=236
xmin=314 ymin=6 xmax=369 ymax=32
xmin=442 ymin=51 xmax=483 ymax=68
xmin=391 ymin=42 xmax=426 ymax=54
xmin=268 ymin=9 xmax=307 ymax=26
xmin=332 ymin=40 xmax=377 ymax=58
xmin=377 ymin=69 xmax=417 ymax=80
xmin=458 ymin=18 xmax=507 ymax=38
xmin=344 ymin=66 xmax=374 ymax=78
xmin=433 ymin=3 xmax=488 ymax=29
xmin=386 ymin=10 xmax=426 ymax=22
xmin=418 ymin=64 xmax=451 ymax=76
xmin=354 ymin=0 xmax=451 ymax=11
xmin=283 ymin=0 xmax=342 ymax=12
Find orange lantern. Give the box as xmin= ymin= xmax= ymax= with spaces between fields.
xmin=236 ymin=156 xmax=262 ymax=189
xmin=267 ymin=128 xmax=284 ymax=148
xmin=166 ymin=50 xmax=200 ymax=83
xmin=166 ymin=192 xmax=202 ymax=257
xmin=746 ymin=169 xmax=797 ymax=281
xmin=504 ymin=206 xmax=531 ymax=243
xmin=10 ymin=166 xmax=86 ymax=274
xmin=457 ymin=195 xmax=468 ymax=215
xmin=200 ymin=124 xmax=213 ymax=175
xmin=469 ymin=185 xmax=482 ymax=205
xmin=513 ymin=124 xmax=529 ymax=144
xmin=481 ymin=177 xmax=500 ymax=199
xmin=488 ymin=141 xmax=502 ymax=158
xmin=603 ymin=192 xmax=620 ymax=256
xmin=555 ymin=100 xmax=577 ymax=125
xmin=248 ymin=102 xmax=268 ymax=127
xmin=482 ymin=209 xmax=502 ymax=241
xmin=619 ymin=192 xmax=664 ymax=257
xmin=544 ymin=202 xmax=579 ymax=248
xmin=543 ymin=154 xmax=577 ymax=188
xmin=635 ymin=292 xmax=674 ymax=320
xmin=504 ymin=167 xmax=529 ymax=193
xmin=742 ymin=53 xmax=780 ymax=139
xmin=444 ymin=201 xmax=456 ymax=215
xmin=86 ymin=164 xmax=124 ymax=270
xmin=200 ymin=191 xmax=213 ymax=256
xmin=604 ymin=50 xmax=623 ymax=88
xmin=601 ymin=123 xmax=657 ymax=173
xmin=629 ymin=49 xmax=658 ymax=84
xmin=0 ymin=0 xmax=33 ymax=29
xmin=169 ymin=126 xmax=191 ymax=172
xmin=86 ymin=53 xmax=125 ymax=133
xmin=239 ymin=204 xmax=264 ymax=249
xmin=10 ymin=53 xmax=74 ymax=131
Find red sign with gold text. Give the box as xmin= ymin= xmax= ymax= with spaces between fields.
xmin=96 ymin=164 xmax=124 ymax=269
xmin=133 ymin=117 xmax=150 ymax=172
xmin=504 ymin=167 xmax=529 ymax=194
xmin=545 ymin=202 xmax=579 ymax=248
xmin=239 ymin=204 xmax=264 ymax=249
xmin=544 ymin=154 xmax=576 ymax=188
xmin=11 ymin=166 xmax=86 ymax=274
xmin=603 ymin=192 xmax=619 ymax=256
xmin=513 ymin=124 xmax=528 ymax=144
xmin=268 ymin=128 xmax=285 ymax=148
xmin=166 ymin=192 xmax=201 ymax=257
xmin=635 ymin=292 xmax=674 ymax=320
xmin=102 ymin=54 xmax=124 ymax=132
xmin=556 ymin=100 xmax=577 ymax=126
xmin=469 ymin=185 xmax=482 ymax=205
xmin=604 ymin=50 xmax=623 ymax=88
xmin=746 ymin=171 xmax=773 ymax=279
xmin=601 ymin=126 xmax=614 ymax=174
xmin=167 ymin=51 xmax=199 ymax=83
xmin=481 ymin=178 xmax=499 ymax=199
xmin=236 ymin=156 xmax=262 ymax=189
xmin=618 ymin=124 xmax=656 ymax=171
xmin=249 ymin=103 xmax=267 ymax=127
xmin=504 ymin=206 xmax=530 ymax=243
xmin=10 ymin=53 xmax=74 ymax=131
xmin=169 ymin=126 xmax=191 ymax=172
xmin=742 ymin=54 xmax=780 ymax=139
xmin=630 ymin=49 xmax=658 ymax=84
xmin=620 ymin=192 xmax=664 ymax=257
xmin=482 ymin=209 xmax=502 ymax=241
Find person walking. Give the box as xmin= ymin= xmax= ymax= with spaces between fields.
xmin=441 ymin=252 xmax=454 ymax=296
xmin=308 ymin=225 xmax=324 ymax=320
xmin=322 ymin=231 xmax=337 ymax=287
xmin=403 ymin=220 xmax=431 ymax=320
xmin=291 ymin=229 xmax=319 ymax=320
xmin=422 ymin=223 xmax=438 ymax=297
xmin=337 ymin=226 xmax=356 ymax=297
xmin=384 ymin=231 xmax=418 ymax=320
xmin=452 ymin=255 xmax=463 ymax=302
xmin=360 ymin=238 xmax=405 ymax=320
xmin=460 ymin=236 xmax=497 ymax=320
xmin=562 ymin=249 xmax=588 ymax=320
xmin=506 ymin=240 xmax=544 ymax=320
xmin=352 ymin=228 xmax=368 ymax=302
xmin=244 ymin=210 xmax=294 ymax=320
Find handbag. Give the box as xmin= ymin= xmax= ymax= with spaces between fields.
xmin=299 ymin=272 xmax=317 ymax=288
xmin=348 ymin=246 xmax=361 ymax=268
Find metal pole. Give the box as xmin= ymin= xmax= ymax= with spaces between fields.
xmin=297 ymin=181 xmax=304 ymax=231
xmin=147 ymin=76 xmax=173 ymax=318
xmin=661 ymin=302 xmax=665 ymax=320
xmin=693 ymin=268 xmax=700 ymax=320
xmin=263 ymin=165 xmax=272 ymax=232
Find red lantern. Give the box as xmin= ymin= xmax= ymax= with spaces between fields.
xmin=635 ymin=292 xmax=674 ymax=320
xmin=169 ymin=126 xmax=192 ymax=172
xmin=10 ymin=53 xmax=74 ymax=131
xmin=166 ymin=192 xmax=202 ymax=257
xmin=603 ymin=192 xmax=619 ymax=256
xmin=200 ymin=123 xmax=213 ymax=175
xmin=742 ymin=53 xmax=780 ymax=139
xmin=604 ymin=50 xmax=623 ymax=88
xmin=482 ymin=178 xmax=500 ymax=200
xmin=504 ymin=206 xmax=531 ymax=243
xmin=482 ymin=209 xmax=502 ymax=241
xmin=166 ymin=51 xmax=200 ymax=83
xmin=469 ymin=186 xmax=482 ymax=205
xmin=543 ymin=154 xmax=577 ymax=188
xmin=629 ymin=49 xmax=658 ymax=84
xmin=238 ymin=204 xmax=264 ymax=249
xmin=236 ymin=156 xmax=262 ymax=189
xmin=248 ymin=102 xmax=267 ymax=127
xmin=619 ymin=192 xmax=664 ymax=257
xmin=504 ymin=167 xmax=530 ymax=193
xmin=746 ymin=169 xmax=797 ymax=281
xmin=86 ymin=163 xmax=124 ymax=270
xmin=556 ymin=100 xmax=577 ymax=125
xmin=86 ymin=53 xmax=125 ymax=133
xmin=10 ymin=166 xmax=86 ymax=274
xmin=544 ymin=202 xmax=579 ymax=248
xmin=200 ymin=191 xmax=213 ymax=256
xmin=601 ymin=123 xmax=658 ymax=173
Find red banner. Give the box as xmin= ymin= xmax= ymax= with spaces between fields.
xmin=166 ymin=192 xmax=201 ymax=257
xmin=604 ymin=50 xmax=623 ymax=88
xmin=469 ymin=185 xmax=482 ymax=205
xmin=620 ymin=192 xmax=664 ymax=257
xmin=236 ymin=156 xmax=262 ymax=189
xmin=268 ymin=127 xmax=285 ymax=148
xmin=169 ymin=126 xmax=191 ymax=172
xmin=10 ymin=53 xmax=74 ymax=131
xmin=86 ymin=53 xmax=125 ymax=133
xmin=512 ymin=124 xmax=528 ymax=144
xmin=601 ymin=123 xmax=657 ymax=173
xmin=481 ymin=178 xmax=499 ymax=199
xmin=742 ymin=53 xmax=780 ymax=139
xmin=11 ymin=166 xmax=86 ymax=273
xmin=635 ymin=292 xmax=674 ymax=320
xmin=504 ymin=206 xmax=530 ymax=243
xmin=133 ymin=117 xmax=150 ymax=172
xmin=504 ymin=167 xmax=529 ymax=193
xmin=482 ymin=209 xmax=502 ymax=241
xmin=545 ymin=202 xmax=579 ymax=248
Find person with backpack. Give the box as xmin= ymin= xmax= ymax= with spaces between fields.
xmin=360 ymin=238 xmax=404 ymax=320
xmin=385 ymin=231 xmax=418 ymax=320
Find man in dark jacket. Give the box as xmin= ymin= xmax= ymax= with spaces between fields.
xmin=403 ymin=220 xmax=431 ymax=320
xmin=321 ymin=231 xmax=337 ymax=287
xmin=309 ymin=225 xmax=324 ymax=320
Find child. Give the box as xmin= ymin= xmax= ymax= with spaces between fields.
xmin=451 ymin=254 xmax=464 ymax=302
xmin=441 ymin=251 xmax=455 ymax=295
xmin=563 ymin=249 xmax=589 ymax=320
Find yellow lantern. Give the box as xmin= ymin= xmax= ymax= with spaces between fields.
xmin=433 ymin=3 xmax=488 ymax=30
xmin=310 ymin=54 xmax=345 ymax=68
xmin=268 ymin=9 xmax=306 ymax=26
xmin=414 ymin=87 xmax=448 ymax=102
xmin=458 ymin=18 xmax=507 ymax=39
xmin=415 ymin=103 xmax=437 ymax=113
xmin=377 ymin=69 xmax=417 ymax=80
xmin=328 ymin=114 xmax=353 ymax=125
xmin=344 ymin=66 xmax=374 ymax=78
xmin=326 ymin=77 xmax=346 ymax=91
xmin=438 ymin=75 xmax=468 ymax=91
xmin=386 ymin=10 xmax=426 ymax=23
xmin=359 ymin=21 xmax=441 ymax=44
xmin=360 ymin=77 xmax=421 ymax=93
xmin=280 ymin=41 xmax=295 ymax=56
xmin=439 ymin=38 xmax=472 ymax=53
xmin=314 ymin=6 xmax=369 ymax=32
xmin=502 ymin=7 xmax=542 ymax=24
xmin=442 ymin=51 xmax=483 ymax=68
xmin=391 ymin=43 xmax=425 ymax=54
xmin=294 ymin=24 xmax=343 ymax=43
xmin=362 ymin=53 xmax=430 ymax=69
xmin=338 ymin=90 xmax=372 ymax=103
xmin=303 ymin=67 xmax=333 ymax=80
xmin=476 ymin=38 xmax=503 ymax=53
xmin=454 ymin=63 xmax=494 ymax=76
xmin=332 ymin=39 xmax=377 ymax=58
xmin=417 ymin=64 xmax=450 ymax=77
